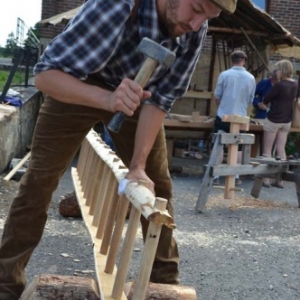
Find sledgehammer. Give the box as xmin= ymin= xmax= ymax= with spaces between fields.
xmin=107 ymin=37 xmax=175 ymax=133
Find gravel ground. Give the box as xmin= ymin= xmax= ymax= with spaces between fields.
xmin=1 ymin=156 xmax=300 ymax=299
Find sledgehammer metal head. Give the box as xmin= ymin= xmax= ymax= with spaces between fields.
xmin=137 ymin=37 xmax=175 ymax=67
xmin=107 ymin=38 xmax=176 ymax=133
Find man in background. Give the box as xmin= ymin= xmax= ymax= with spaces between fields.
xmin=212 ymin=50 xmax=255 ymax=186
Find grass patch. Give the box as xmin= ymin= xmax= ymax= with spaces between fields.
xmin=0 ymin=70 xmax=26 ymax=91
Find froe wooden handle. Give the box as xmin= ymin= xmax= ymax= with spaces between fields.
xmin=107 ymin=57 xmax=158 ymax=133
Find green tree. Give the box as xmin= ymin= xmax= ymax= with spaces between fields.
xmin=3 ymin=32 xmax=18 ymax=57
xmin=24 ymin=23 xmax=40 ymax=49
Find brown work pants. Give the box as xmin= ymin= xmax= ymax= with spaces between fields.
xmin=0 ymin=96 xmax=179 ymax=298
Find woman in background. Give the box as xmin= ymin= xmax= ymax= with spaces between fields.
xmin=252 ymin=70 xmax=277 ymax=119
xmin=261 ymin=60 xmax=299 ymax=188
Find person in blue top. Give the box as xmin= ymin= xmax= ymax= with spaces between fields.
xmin=252 ymin=71 xmax=277 ymax=119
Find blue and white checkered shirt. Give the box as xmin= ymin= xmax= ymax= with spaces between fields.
xmin=214 ymin=66 xmax=256 ymax=118
xmin=34 ymin=0 xmax=207 ymax=112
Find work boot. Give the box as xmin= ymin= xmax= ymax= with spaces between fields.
xmin=150 ymin=262 xmax=179 ymax=285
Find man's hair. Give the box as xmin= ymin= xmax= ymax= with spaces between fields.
xmin=275 ymin=59 xmax=294 ymax=79
xmin=230 ymin=50 xmax=247 ymax=64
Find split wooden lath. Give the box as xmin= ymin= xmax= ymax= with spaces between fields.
xmin=71 ymin=129 xmax=175 ymax=300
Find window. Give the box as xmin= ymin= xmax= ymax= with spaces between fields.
xmin=252 ymin=0 xmax=266 ymax=10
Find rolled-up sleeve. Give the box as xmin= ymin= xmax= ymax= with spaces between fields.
xmin=144 ymin=25 xmax=207 ymax=112
xmin=214 ymin=73 xmax=224 ymax=100
xmin=249 ymin=78 xmax=256 ymax=104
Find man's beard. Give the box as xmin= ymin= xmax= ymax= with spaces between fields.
xmin=165 ymin=0 xmax=180 ymax=37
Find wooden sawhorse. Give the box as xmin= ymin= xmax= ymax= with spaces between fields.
xmin=195 ymin=134 xmax=300 ymax=212
xmin=195 ymin=130 xmax=255 ymax=212
xmin=250 ymin=157 xmax=300 ymax=207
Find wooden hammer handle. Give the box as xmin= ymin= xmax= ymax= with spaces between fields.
xmin=107 ymin=57 xmax=158 ymax=133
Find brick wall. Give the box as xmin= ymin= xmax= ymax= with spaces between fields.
xmin=267 ymin=0 xmax=300 ymax=70
xmin=40 ymin=0 xmax=82 ymax=40
xmin=268 ymin=0 xmax=300 ymax=38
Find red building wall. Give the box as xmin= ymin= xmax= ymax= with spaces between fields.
xmin=267 ymin=0 xmax=300 ymax=38
xmin=40 ymin=0 xmax=82 ymax=40
xmin=40 ymin=0 xmax=300 ymax=44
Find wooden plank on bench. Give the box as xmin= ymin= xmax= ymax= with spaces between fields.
xmin=211 ymin=164 xmax=289 ymax=177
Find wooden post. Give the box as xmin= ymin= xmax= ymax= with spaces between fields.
xmin=222 ymin=115 xmax=250 ymax=199
xmin=195 ymin=133 xmax=223 ymax=211
xmin=3 ymin=151 xmax=31 ymax=181
xmin=105 ymin=195 xmax=129 ymax=274
xmin=294 ymin=166 xmax=300 ymax=207
xmin=112 ymin=206 xmax=141 ymax=299
xmin=224 ymin=122 xmax=240 ymax=199
xmin=251 ymin=176 xmax=263 ymax=198
xmin=131 ymin=197 xmax=167 ymax=300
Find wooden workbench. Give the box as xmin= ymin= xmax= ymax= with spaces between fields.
xmin=164 ymin=115 xmax=300 ymax=165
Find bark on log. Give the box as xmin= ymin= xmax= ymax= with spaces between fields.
xmin=20 ymin=274 xmax=100 ymax=300
xmin=124 ymin=282 xmax=197 ymax=300
xmin=59 ymin=191 xmax=82 ymax=218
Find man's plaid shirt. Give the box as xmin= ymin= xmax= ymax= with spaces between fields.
xmin=34 ymin=0 xmax=207 ymax=112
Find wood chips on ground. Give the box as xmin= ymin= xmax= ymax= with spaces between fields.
xmin=206 ymin=194 xmax=291 ymax=210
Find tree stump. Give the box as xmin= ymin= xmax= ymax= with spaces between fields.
xmin=20 ymin=274 xmax=100 ymax=300
xmin=124 ymin=282 xmax=197 ymax=300
xmin=59 ymin=191 xmax=82 ymax=218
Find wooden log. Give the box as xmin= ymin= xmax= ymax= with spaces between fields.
xmin=20 ymin=274 xmax=100 ymax=300
xmin=124 ymin=181 xmax=175 ymax=228
xmin=124 ymin=282 xmax=197 ymax=300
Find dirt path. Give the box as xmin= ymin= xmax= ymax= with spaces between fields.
xmin=0 ymin=157 xmax=300 ymax=299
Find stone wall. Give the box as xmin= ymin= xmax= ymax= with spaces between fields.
xmin=0 ymin=89 xmax=43 ymax=173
